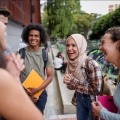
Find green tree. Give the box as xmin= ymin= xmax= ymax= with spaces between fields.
xmin=89 ymin=7 xmax=120 ymax=40
xmin=73 ymin=12 xmax=95 ymax=38
xmin=43 ymin=0 xmax=81 ymax=40
xmin=42 ymin=0 xmax=98 ymax=41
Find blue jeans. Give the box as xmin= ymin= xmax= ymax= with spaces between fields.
xmin=76 ymin=92 xmax=93 ymax=120
xmin=35 ymin=90 xmax=47 ymax=114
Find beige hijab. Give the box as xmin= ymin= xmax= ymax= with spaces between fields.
xmin=66 ymin=34 xmax=87 ymax=80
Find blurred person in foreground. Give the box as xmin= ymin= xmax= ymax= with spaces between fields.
xmin=92 ymin=27 xmax=120 ymax=120
xmin=0 ymin=7 xmax=17 ymax=60
xmin=0 ymin=20 xmax=43 ymax=120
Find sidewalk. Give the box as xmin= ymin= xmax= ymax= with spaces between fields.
xmin=44 ymin=45 xmax=76 ymax=120
xmin=44 ymin=46 xmax=63 ymax=120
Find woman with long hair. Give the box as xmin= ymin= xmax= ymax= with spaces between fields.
xmin=92 ymin=27 xmax=120 ymax=120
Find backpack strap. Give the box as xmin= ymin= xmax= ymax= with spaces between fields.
xmin=84 ymin=58 xmax=99 ymax=95
xmin=19 ymin=48 xmax=25 ymax=59
xmin=84 ymin=58 xmax=91 ymax=80
xmin=100 ymin=75 xmax=104 ymax=95
xmin=42 ymin=48 xmax=48 ymax=73
xmin=19 ymin=48 xmax=48 ymax=74
xmin=85 ymin=59 xmax=103 ymax=95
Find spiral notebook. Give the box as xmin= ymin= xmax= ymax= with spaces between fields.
xmin=22 ymin=69 xmax=44 ymax=97
xmin=96 ymin=96 xmax=118 ymax=120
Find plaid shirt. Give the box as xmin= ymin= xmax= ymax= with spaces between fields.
xmin=66 ymin=57 xmax=102 ymax=106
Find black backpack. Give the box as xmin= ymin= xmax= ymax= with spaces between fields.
xmin=19 ymin=48 xmax=48 ymax=74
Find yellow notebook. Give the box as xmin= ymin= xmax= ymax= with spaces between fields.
xmin=22 ymin=69 xmax=44 ymax=97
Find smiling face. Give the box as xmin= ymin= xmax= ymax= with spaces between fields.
xmin=66 ymin=36 xmax=79 ymax=61
xmin=99 ymin=33 xmax=118 ymax=63
xmin=28 ymin=29 xmax=40 ymax=48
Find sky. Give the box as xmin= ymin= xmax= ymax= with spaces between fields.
xmin=40 ymin=0 xmax=120 ymax=15
xmin=80 ymin=0 xmax=120 ymax=15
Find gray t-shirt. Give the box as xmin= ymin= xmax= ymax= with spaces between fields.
xmin=20 ymin=47 xmax=53 ymax=83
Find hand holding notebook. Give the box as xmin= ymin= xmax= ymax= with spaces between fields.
xmin=96 ymin=96 xmax=118 ymax=120
xmin=22 ymin=69 xmax=44 ymax=97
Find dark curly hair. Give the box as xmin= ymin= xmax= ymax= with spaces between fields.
xmin=56 ymin=52 xmax=62 ymax=57
xmin=21 ymin=23 xmax=48 ymax=46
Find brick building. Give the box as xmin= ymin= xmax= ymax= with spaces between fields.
xmin=0 ymin=0 xmax=41 ymax=51
xmin=0 ymin=0 xmax=41 ymax=25
xmin=109 ymin=4 xmax=120 ymax=13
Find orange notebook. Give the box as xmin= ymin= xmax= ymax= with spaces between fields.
xmin=22 ymin=69 xmax=44 ymax=97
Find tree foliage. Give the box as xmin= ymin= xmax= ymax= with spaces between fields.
xmin=89 ymin=7 xmax=120 ymax=40
xmin=42 ymin=0 xmax=80 ymax=39
xmin=73 ymin=12 xmax=95 ymax=38
xmin=42 ymin=0 xmax=96 ymax=40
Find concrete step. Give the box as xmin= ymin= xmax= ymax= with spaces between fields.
xmin=50 ymin=114 xmax=76 ymax=120
xmin=52 ymin=45 xmax=76 ymax=114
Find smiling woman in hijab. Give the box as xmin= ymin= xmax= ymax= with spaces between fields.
xmin=63 ymin=34 xmax=102 ymax=120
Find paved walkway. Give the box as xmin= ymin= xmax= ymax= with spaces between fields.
xmin=44 ymin=47 xmax=63 ymax=120
xmin=44 ymin=45 xmax=76 ymax=120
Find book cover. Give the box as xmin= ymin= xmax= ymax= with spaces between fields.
xmin=96 ymin=96 xmax=118 ymax=120
xmin=22 ymin=69 xmax=44 ymax=97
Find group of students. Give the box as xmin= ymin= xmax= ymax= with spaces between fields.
xmin=54 ymin=29 xmax=120 ymax=120
xmin=0 ymin=7 xmax=120 ymax=120
xmin=63 ymin=29 xmax=120 ymax=120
